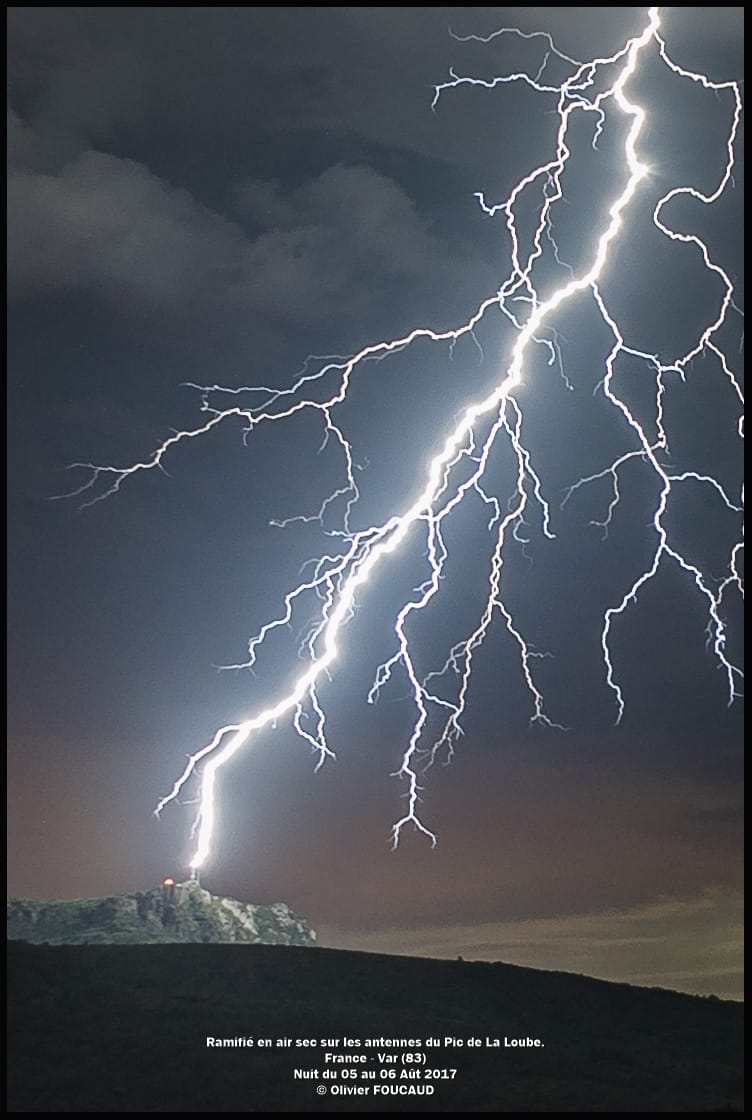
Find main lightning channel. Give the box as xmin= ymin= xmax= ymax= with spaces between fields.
xmin=63 ymin=7 xmax=743 ymax=872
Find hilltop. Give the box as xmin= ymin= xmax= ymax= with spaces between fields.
xmin=6 ymin=879 xmax=315 ymax=946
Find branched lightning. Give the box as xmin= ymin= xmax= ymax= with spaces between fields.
xmin=60 ymin=7 xmax=743 ymax=871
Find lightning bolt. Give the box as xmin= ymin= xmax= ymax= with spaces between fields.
xmin=60 ymin=7 xmax=743 ymax=873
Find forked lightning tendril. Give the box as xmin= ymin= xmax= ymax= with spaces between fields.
xmin=60 ymin=8 xmax=743 ymax=871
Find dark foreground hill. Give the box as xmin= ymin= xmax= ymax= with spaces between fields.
xmin=7 ymin=941 xmax=742 ymax=1113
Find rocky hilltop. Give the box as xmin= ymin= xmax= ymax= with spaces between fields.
xmin=6 ymin=879 xmax=316 ymax=946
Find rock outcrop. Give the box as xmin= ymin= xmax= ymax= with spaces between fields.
xmin=6 ymin=880 xmax=316 ymax=946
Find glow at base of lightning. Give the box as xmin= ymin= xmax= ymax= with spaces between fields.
xmin=63 ymin=8 xmax=743 ymax=871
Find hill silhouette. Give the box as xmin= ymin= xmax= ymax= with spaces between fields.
xmin=7 ymin=939 xmax=743 ymax=1112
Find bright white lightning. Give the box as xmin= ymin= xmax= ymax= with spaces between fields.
xmin=62 ymin=7 xmax=743 ymax=872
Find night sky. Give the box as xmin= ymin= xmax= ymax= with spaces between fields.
xmin=7 ymin=7 xmax=744 ymax=1000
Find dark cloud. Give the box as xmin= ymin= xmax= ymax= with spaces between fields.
xmin=8 ymin=145 xmax=487 ymax=322
xmin=8 ymin=6 xmax=740 ymax=325
xmin=8 ymin=8 xmax=741 ymax=167
xmin=230 ymin=164 xmax=471 ymax=322
xmin=8 ymin=8 xmax=504 ymax=323
xmin=8 ymin=150 xmax=244 ymax=308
